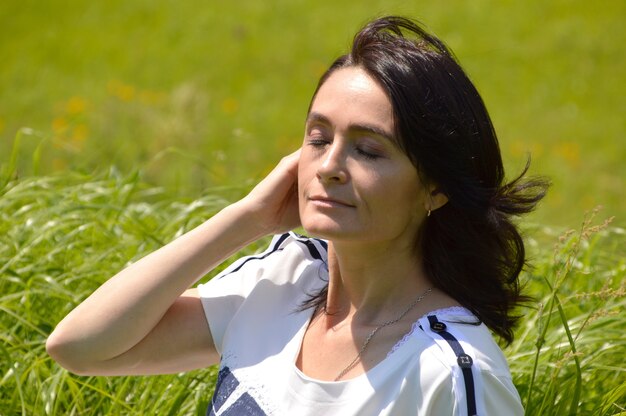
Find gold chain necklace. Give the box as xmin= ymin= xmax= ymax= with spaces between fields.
xmin=334 ymin=287 xmax=433 ymax=381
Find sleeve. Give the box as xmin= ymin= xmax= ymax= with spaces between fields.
xmin=196 ymin=233 xmax=327 ymax=355
xmin=480 ymin=371 xmax=525 ymax=415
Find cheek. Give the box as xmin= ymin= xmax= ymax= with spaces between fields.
xmin=368 ymin=175 xmax=423 ymax=220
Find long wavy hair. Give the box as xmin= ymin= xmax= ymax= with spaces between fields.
xmin=302 ymin=16 xmax=549 ymax=345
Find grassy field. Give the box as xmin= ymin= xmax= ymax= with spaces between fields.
xmin=1 ymin=0 xmax=625 ymax=414
xmin=0 ymin=171 xmax=624 ymax=415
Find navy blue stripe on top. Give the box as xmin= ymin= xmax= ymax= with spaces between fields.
xmin=217 ymin=233 xmax=327 ymax=279
xmin=219 ymin=233 xmax=290 ymax=278
xmin=221 ymin=234 xmax=289 ymax=277
xmin=427 ymin=315 xmax=478 ymax=416
xmin=291 ymin=233 xmax=327 ymax=261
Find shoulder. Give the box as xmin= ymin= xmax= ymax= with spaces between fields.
xmin=417 ymin=310 xmax=510 ymax=375
xmin=215 ymin=232 xmax=326 ymax=275
xmin=196 ymin=233 xmax=328 ymax=355
xmin=414 ymin=311 xmax=524 ymax=415
xmin=238 ymin=232 xmax=327 ymax=267
xmin=200 ymin=232 xmax=327 ymax=292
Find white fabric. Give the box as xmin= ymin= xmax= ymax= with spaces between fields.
xmin=198 ymin=232 xmax=524 ymax=415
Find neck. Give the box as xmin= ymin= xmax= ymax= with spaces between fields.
xmin=324 ymin=239 xmax=432 ymax=323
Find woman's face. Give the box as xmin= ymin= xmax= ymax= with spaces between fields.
xmin=298 ymin=67 xmax=429 ymax=246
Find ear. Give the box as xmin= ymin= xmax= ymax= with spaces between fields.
xmin=425 ymin=186 xmax=449 ymax=212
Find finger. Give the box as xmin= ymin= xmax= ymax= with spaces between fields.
xmin=279 ymin=149 xmax=301 ymax=176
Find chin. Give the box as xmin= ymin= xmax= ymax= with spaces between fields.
xmin=299 ymin=210 xmax=366 ymax=241
xmin=301 ymin=221 xmax=362 ymax=242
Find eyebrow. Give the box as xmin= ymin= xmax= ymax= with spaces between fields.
xmin=306 ymin=111 xmax=396 ymax=142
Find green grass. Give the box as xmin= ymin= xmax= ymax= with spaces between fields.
xmin=0 ymin=170 xmax=624 ymax=415
xmin=0 ymin=170 xmax=228 ymax=415
xmin=510 ymin=211 xmax=625 ymax=415
xmin=1 ymin=1 xmax=625 ymax=414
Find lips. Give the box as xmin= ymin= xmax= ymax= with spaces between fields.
xmin=308 ymin=195 xmax=355 ymax=208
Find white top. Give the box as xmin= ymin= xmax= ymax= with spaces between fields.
xmin=198 ymin=233 xmax=524 ymax=415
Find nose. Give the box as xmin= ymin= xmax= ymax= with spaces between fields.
xmin=316 ymin=140 xmax=348 ymax=183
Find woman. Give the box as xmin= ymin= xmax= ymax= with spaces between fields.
xmin=47 ymin=16 xmax=547 ymax=415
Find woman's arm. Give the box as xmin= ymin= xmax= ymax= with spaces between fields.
xmin=46 ymin=150 xmax=301 ymax=376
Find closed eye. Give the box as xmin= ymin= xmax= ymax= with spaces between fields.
xmin=356 ymin=147 xmax=381 ymax=160
xmin=305 ymin=125 xmax=331 ymax=147
xmin=306 ymin=135 xmax=330 ymax=147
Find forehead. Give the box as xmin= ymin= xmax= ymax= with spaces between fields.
xmin=309 ymin=67 xmax=394 ymax=129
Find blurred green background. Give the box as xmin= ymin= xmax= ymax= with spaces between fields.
xmin=1 ymin=0 xmax=624 ymax=226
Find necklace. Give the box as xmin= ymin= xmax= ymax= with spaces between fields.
xmin=333 ymin=287 xmax=433 ymax=381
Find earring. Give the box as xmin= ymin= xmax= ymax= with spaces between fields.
xmin=427 ymin=209 xmax=431 ymax=217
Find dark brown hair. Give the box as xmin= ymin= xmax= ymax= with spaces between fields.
xmin=304 ymin=16 xmax=549 ymax=344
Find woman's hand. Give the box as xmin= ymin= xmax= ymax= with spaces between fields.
xmin=238 ymin=149 xmax=301 ymax=235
